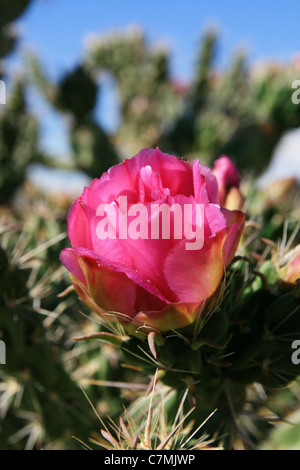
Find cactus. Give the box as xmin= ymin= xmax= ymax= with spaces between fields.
xmin=0 ymin=81 xmax=40 ymax=204
xmin=27 ymin=27 xmax=300 ymax=177
xmin=0 ymin=192 xmax=132 ymax=449
xmin=61 ymin=173 xmax=300 ymax=449
xmin=27 ymin=57 xmax=120 ymax=178
xmin=77 ymin=27 xmax=182 ymax=156
xmin=0 ymin=0 xmax=33 ymax=68
xmin=1 ymin=19 xmax=300 ymax=451
xmin=0 ymin=0 xmax=41 ymax=204
xmin=160 ymin=30 xmax=300 ymax=174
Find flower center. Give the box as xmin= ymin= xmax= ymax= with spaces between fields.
xmin=138 ymin=166 xmax=170 ymax=203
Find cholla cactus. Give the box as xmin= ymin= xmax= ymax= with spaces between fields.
xmin=0 ymin=0 xmax=33 ymax=68
xmin=0 ymin=192 xmax=132 ymax=449
xmin=60 ymin=147 xmax=300 ymax=449
xmin=1 ymin=18 xmax=300 ymax=451
xmin=27 ymin=26 xmax=300 ymax=177
xmin=159 ymin=30 xmax=300 ymax=174
xmin=80 ymin=372 xmax=221 ymax=451
xmin=0 ymin=0 xmax=40 ymax=204
xmin=63 ymin=222 xmax=300 ymax=449
xmin=82 ymin=27 xmax=183 ymax=156
xmin=27 ymin=57 xmax=119 ymax=178
xmin=0 ymin=81 xmax=40 ymax=204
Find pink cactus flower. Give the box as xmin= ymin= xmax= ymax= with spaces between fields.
xmin=212 ymin=155 xmax=244 ymax=211
xmin=60 ymin=148 xmax=245 ymax=332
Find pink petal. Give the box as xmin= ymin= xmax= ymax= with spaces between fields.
xmin=193 ymin=159 xmax=219 ymax=204
xmin=73 ymin=246 xmax=170 ymax=306
xmin=88 ymin=195 xmax=188 ymax=302
xmin=61 ymin=247 xmax=170 ymax=322
xmin=138 ymin=165 xmax=170 ymax=202
xmin=285 ymin=254 xmax=300 ymax=284
xmin=60 ymin=248 xmax=87 ymax=285
xmin=212 ymin=155 xmax=241 ymax=206
xmin=221 ymin=209 xmax=245 ymax=264
xmin=67 ymin=199 xmax=93 ymax=250
xmin=134 ymin=302 xmax=204 ymax=332
xmin=80 ymin=147 xmax=194 ymax=209
xmin=163 ymin=211 xmax=245 ymax=303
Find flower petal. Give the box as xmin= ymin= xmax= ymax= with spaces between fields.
xmin=60 ymin=247 xmax=86 ymax=285
xmin=163 ymin=211 xmax=245 ymax=303
xmin=67 ymin=199 xmax=93 ymax=249
xmin=64 ymin=246 xmax=170 ymax=309
xmin=134 ymin=302 xmax=204 ymax=332
xmin=212 ymin=155 xmax=241 ymax=206
xmin=193 ymin=159 xmax=219 ymax=204
xmin=80 ymin=147 xmax=194 ymax=209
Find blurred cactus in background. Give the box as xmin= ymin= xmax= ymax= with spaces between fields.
xmin=0 ymin=0 xmax=41 ymax=204
xmin=84 ymin=27 xmax=300 ymax=176
xmin=160 ymin=29 xmax=300 ymax=175
xmin=85 ymin=27 xmax=182 ymax=157
xmin=0 ymin=80 xmax=40 ymax=204
xmin=0 ymin=191 xmax=134 ymax=449
xmin=28 ymin=57 xmax=120 ymax=178
xmin=27 ymin=27 xmax=300 ymax=178
xmin=0 ymin=0 xmax=32 ymax=75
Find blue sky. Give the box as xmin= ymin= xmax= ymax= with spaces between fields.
xmin=7 ymin=0 xmax=300 ymax=192
xmin=17 ymin=0 xmax=300 ymax=80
